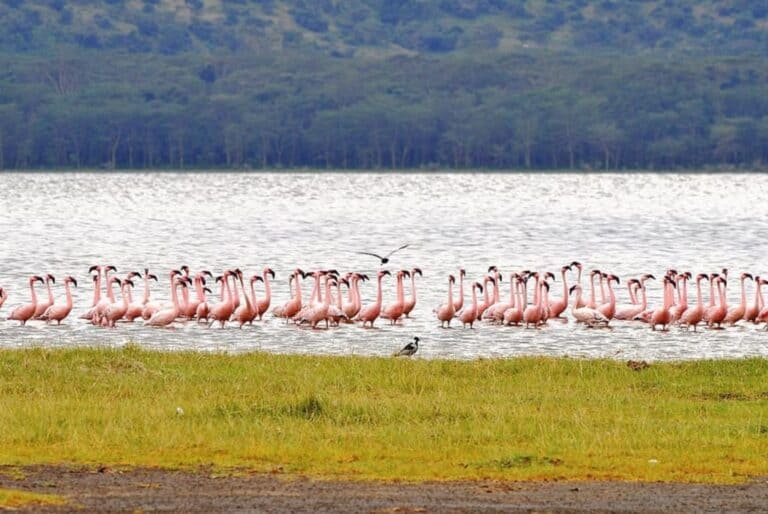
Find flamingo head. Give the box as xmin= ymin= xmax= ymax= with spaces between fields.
xmin=683 ymin=272 xmax=692 ymax=280
xmin=266 ymin=268 xmax=276 ymax=279
xmin=171 ymin=269 xmax=182 ymax=277
xmin=760 ymin=279 xmax=768 ymax=286
xmin=709 ymin=273 xmax=719 ymax=281
xmin=204 ymin=287 xmax=212 ymax=294
xmin=341 ymin=278 xmax=350 ymax=287
xmin=569 ymin=284 xmax=581 ymax=295
xmin=545 ymin=271 xmax=555 ymax=282
xmin=251 ymin=275 xmax=264 ymax=283
xmin=570 ymin=261 xmax=582 ymax=270
xmin=215 ymin=275 xmax=223 ymax=284
xmin=149 ymin=274 xmax=158 ymax=282
xmin=664 ymin=276 xmax=677 ymax=289
xmin=474 ymin=282 xmax=483 ymax=293
xmin=696 ymin=273 xmax=708 ymax=281
xmin=127 ymin=271 xmax=142 ymax=280
xmin=666 ymin=268 xmax=678 ymax=277
xmin=66 ymin=276 xmax=78 ymax=287
xmin=413 ymin=268 xmax=423 ymax=277
xmin=31 ymin=275 xmax=44 ymax=284
xmin=487 ymin=265 xmax=498 ymax=273
xmin=89 ymin=265 xmax=100 ymax=274
xmin=202 ymin=270 xmax=213 ymax=278
xmin=123 ymin=279 xmax=135 ymax=288
xmin=180 ymin=265 xmax=190 ymax=276
xmin=92 ymin=275 xmax=98 ymax=284
xmin=609 ymin=274 xmax=620 ymax=284
xmin=106 ymin=265 xmax=117 ymax=273
xmin=459 ymin=268 xmax=466 ymax=276
xmin=541 ymin=281 xmax=550 ymax=292
xmin=378 ymin=270 xmax=391 ymax=279
xmin=590 ymin=269 xmax=601 ymax=276
xmin=448 ymin=274 xmax=456 ymax=283
xmin=46 ymin=274 xmax=55 ymax=284
xmin=742 ymin=273 xmax=754 ymax=281
xmin=561 ymin=265 xmax=571 ymax=272
xmin=402 ymin=270 xmax=411 ymax=278
xmin=721 ymin=268 xmax=728 ymax=277
xmin=719 ymin=277 xmax=727 ymax=287
xmin=642 ymin=274 xmax=656 ymax=281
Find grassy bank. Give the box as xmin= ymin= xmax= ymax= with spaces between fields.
xmin=0 ymin=346 xmax=766 ymax=484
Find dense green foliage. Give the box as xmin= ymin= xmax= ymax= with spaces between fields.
xmin=1 ymin=1 xmax=767 ymax=169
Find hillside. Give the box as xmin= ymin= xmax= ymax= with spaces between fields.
xmin=2 ymin=0 xmax=767 ymax=56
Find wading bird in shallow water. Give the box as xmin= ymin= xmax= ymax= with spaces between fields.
xmin=40 ymin=276 xmax=78 ymax=325
xmin=355 ymin=244 xmax=410 ymax=265
xmin=8 ymin=275 xmax=44 ymax=326
xmin=394 ymin=336 xmax=419 ymax=357
xmin=435 ymin=274 xmax=456 ymax=328
xmin=569 ymin=284 xmax=609 ymax=328
xmin=32 ymin=274 xmax=56 ymax=319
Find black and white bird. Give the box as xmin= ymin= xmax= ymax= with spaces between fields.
xmin=394 ymin=336 xmax=419 ymax=357
xmin=355 ymin=244 xmax=410 ymax=265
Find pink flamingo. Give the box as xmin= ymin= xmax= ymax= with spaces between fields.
xmin=273 ymin=269 xmax=305 ymax=320
xmin=355 ymin=270 xmax=390 ymax=328
xmin=706 ymin=276 xmax=728 ymax=329
xmin=146 ymin=270 xmax=184 ymax=327
xmin=523 ymin=280 xmax=547 ymax=328
xmin=255 ymin=267 xmax=275 ymax=320
xmin=459 ymin=281 xmax=483 ymax=328
xmin=195 ymin=284 xmax=213 ymax=323
xmin=503 ymin=276 xmax=526 ymax=326
xmin=140 ymin=270 xmax=162 ymax=320
xmin=569 ymin=284 xmax=609 ymax=327
xmin=327 ymin=278 xmax=350 ymax=326
xmin=294 ymin=271 xmax=325 ymax=322
xmin=453 ymin=268 xmax=466 ymax=312
xmin=549 ymin=265 xmax=572 ymax=319
xmin=744 ymin=275 xmax=762 ymax=323
xmin=0 ymin=287 xmax=7 ymax=311
xmin=669 ymin=273 xmax=692 ymax=323
xmin=32 ymin=274 xmax=56 ymax=319
xmin=40 ymin=276 xmax=78 ymax=325
xmin=724 ymin=273 xmax=754 ymax=325
xmin=597 ymin=274 xmax=620 ymax=320
xmin=613 ymin=279 xmax=643 ymax=320
xmin=94 ymin=265 xmax=119 ymax=324
xmin=209 ymin=271 xmax=237 ymax=328
xmin=104 ymin=279 xmax=135 ymax=328
xmin=342 ymin=273 xmax=365 ymax=319
xmin=571 ymin=262 xmax=587 ymax=308
xmin=485 ymin=272 xmax=519 ymax=323
xmin=232 ymin=271 xmax=258 ymax=328
xmin=755 ymin=280 xmax=768 ymax=325
xmin=403 ymin=268 xmax=422 ymax=318
xmin=650 ymin=276 xmax=677 ymax=331
xmin=435 ymin=274 xmax=456 ymax=328
xmin=296 ymin=275 xmax=335 ymax=329
xmin=8 ymin=275 xmax=45 ymax=325
xmin=381 ymin=270 xmax=410 ymax=324
xmin=481 ymin=267 xmax=503 ymax=320
xmin=585 ymin=269 xmax=600 ymax=309
xmin=475 ymin=276 xmax=493 ymax=320
xmin=679 ymin=274 xmax=708 ymax=331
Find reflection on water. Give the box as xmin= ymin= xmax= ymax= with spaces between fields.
xmin=1 ymin=172 xmax=767 ymax=361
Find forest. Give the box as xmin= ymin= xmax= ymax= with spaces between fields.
xmin=1 ymin=0 xmax=767 ymax=170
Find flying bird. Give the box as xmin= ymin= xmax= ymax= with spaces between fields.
xmin=394 ymin=336 xmax=419 ymax=357
xmin=356 ymin=244 xmax=410 ymax=265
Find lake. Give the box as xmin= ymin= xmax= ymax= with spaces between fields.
xmin=0 ymin=172 xmax=766 ymax=361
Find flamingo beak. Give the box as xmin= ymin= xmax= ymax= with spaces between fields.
xmin=403 ymin=270 xmax=411 ymax=278
xmin=269 ymin=269 xmax=276 ymax=279
xmin=256 ymin=276 xmax=264 ymax=282
xmin=569 ymin=285 xmax=577 ymax=294
xmin=89 ymin=265 xmax=99 ymax=273
xmin=204 ymin=287 xmax=212 ymax=294
xmin=746 ymin=273 xmax=754 ymax=280
xmin=414 ymin=268 xmax=423 ymax=277
xmin=107 ymin=266 xmax=117 ymax=272
xmin=150 ymin=274 xmax=158 ymax=281
xmin=72 ymin=278 xmax=78 ymax=287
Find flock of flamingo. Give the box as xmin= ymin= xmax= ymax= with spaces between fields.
xmin=0 ymin=262 xmax=766 ymax=332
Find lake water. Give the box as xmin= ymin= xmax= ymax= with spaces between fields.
xmin=0 ymin=172 xmax=766 ymax=361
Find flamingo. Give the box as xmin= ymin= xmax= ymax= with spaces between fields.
xmin=650 ymin=276 xmax=677 ymax=331
xmin=724 ymin=273 xmax=753 ymax=325
xmin=706 ymin=277 xmax=728 ymax=329
xmin=502 ymin=276 xmax=526 ymax=326
xmin=355 ymin=270 xmax=390 ymax=328
xmin=209 ymin=271 xmax=236 ymax=328
xmin=679 ymin=274 xmax=708 ymax=331
xmin=481 ymin=267 xmax=503 ymax=319
xmin=79 ymin=266 xmax=102 ymax=320
xmin=484 ymin=272 xmax=519 ymax=323
xmin=571 ymin=261 xmax=587 ymax=308
xmin=32 ymin=274 xmax=56 ymax=319
xmin=342 ymin=273 xmax=365 ymax=319
xmin=585 ymin=269 xmax=600 ymax=309
xmin=295 ymin=274 xmax=335 ymax=328
xmin=273 ymin=269 xmax=305 ymax=320
xmin=140 ymin=269 xmax=161 ymax=320
xmin=7 ymin=275 xmax=45 ymax=325
xmin=459 ymin=282 xmax=483 ymax=328
xmin=327 ymin=278 xmax=350 ymax=326
xmin=0 ymin=287 xmax=7 ymax=311
xmin=435 ymin=274 xmax=456 ymax=328
xmin=475 ymin=276 xmax=493 ymax=320
xmin=39 ymin=276 xmax=77 ymax=325
xmin=613 ymin=279 xmax=644 ymax=320
xmin=94 ymin=265 xmax=119 ymax=324
xmin=569 ymin=284 xmax=609 ymax=327
xmin=453 ymin=268 xmax=466 ymax=312
xmin=146 ymin=270 xmax=184 ymax=327
xmin=104 ymin=279 xmax=134 ymax=328
xmin=744 ymin=275 xmax=762 ymax=323
xmin=381 ymin=270 xmax=410 ymax=325
xmin=403 ymin=268 xmax=422 ymax=318
xmin=597 ymin=274 xmax=620 ymax=320
xmin=549 ymin=265 xmax=572 ymax=319
xmin=255 ymin=267 xmax=275 ymax=320
xmin=523 ymin=280 xmax=548 ymax=328
xmin=232 ymin=271 xmax=258 ymax=328
xmin=669 ymin=272 xmax=692 ymax=323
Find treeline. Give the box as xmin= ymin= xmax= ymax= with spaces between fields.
xmin=2 ymin=50 xmax=768 ymax=170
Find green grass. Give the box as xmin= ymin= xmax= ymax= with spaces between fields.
xmin=0 ymin=488 xmax=67 ymax=509
xmin=0 ymin=346 xmax=766 ymax=483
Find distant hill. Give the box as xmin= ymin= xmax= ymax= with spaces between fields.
xmin=2 ymin=0 xmax=767 ymax=56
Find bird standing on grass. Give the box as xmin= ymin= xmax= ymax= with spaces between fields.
xmin=394 ymin=336 xmax=419 ymax=357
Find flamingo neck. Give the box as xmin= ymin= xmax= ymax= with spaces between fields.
xmin=589 ymin=274 xmax=596 ymax=304
xmin=410 ymin=275 xmax=417 ymax=302
xmin=65 ymin=282 xmax=73 ymax=308
xmin=696 ymin=280 xmax=704 ymax=308
xmin=740 ymin=278 xmax=747 ymax=308
xmin=561 ymin=270 xmax=569 ymax=306
xmin=93 ymin=273 xmax=101 ymax=306
xmin=143 ymin=276 xmax=150 ymax=304
xmin=30 ymin=280 xmax=38 ymax=305
xmin=599 ymin=276 xmax=606 ymax=304
xmin=629 ymin=282 xmax=637 ymax=304
xmin=471 ymin=285 xmax=478 ymax=309
xmin=46 ymin=280 xmax=54 ymax=303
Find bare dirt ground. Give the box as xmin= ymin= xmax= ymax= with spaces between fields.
xmin=1 ymin=466 xmax=767 ymax=513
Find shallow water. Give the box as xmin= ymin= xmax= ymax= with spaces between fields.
xmin=0 ymin=172 xmax=766 ymax=361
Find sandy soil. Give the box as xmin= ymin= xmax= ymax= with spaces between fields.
xmin=1 ymin=466 xmax=766 ymax=513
